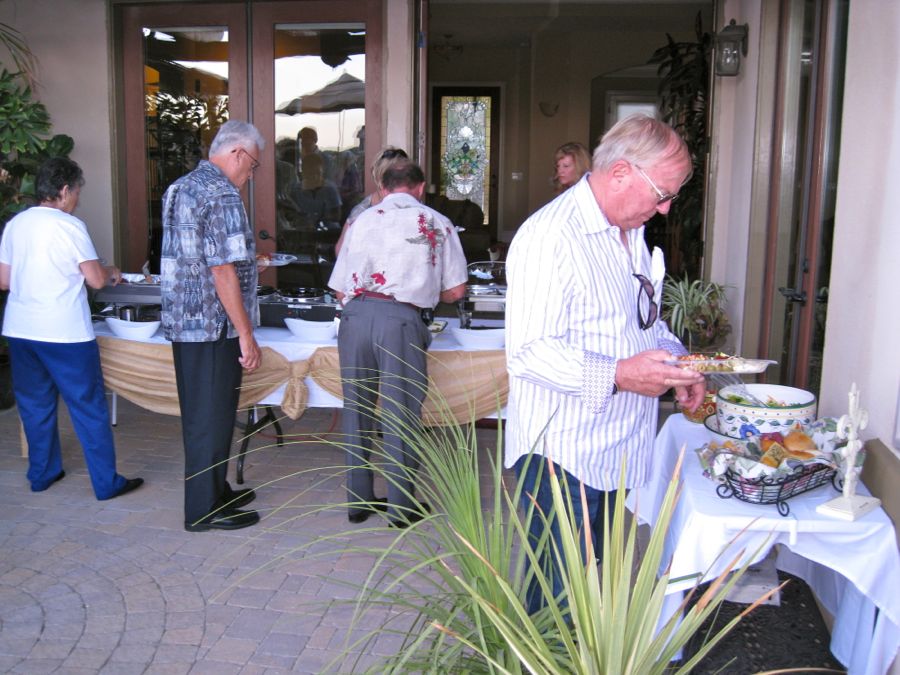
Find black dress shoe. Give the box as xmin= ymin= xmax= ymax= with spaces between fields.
xmin=185 ymin=507 xmax=260 ymax=532
xmin=348 ymin=498 xmax=388 ymax=524
xmin=100 ymin=477 xmax=144 ymax=500
xmin=389 ymin=501 xmax=432 ymax=529
xmin=31 ymin=470 xmax=66 ymax=492
xmin=223 ymin=487 xmax=256 ymax=509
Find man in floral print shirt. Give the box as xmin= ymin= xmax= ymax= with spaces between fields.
xmin=328 ymin=159 xmax=467 ymax=527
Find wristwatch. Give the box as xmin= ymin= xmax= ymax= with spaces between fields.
xmin=611 ymin=383 xmax=618 ymax=395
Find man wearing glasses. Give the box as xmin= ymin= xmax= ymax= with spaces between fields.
xmin=505 ymin=114 xmax=706 ymax=612
xmin=161 ymin=120 xmax=264 ymax=532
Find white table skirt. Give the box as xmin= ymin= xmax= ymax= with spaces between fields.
xmin=93 ymin=317 xmax=505 ymax=411
xmin=626 ymin=413 xmax=900 ymax=675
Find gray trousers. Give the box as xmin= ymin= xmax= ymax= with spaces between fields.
xmin=337 ymin=295 xmax=432 ymax=519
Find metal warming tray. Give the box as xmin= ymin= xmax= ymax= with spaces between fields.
xmin=92 ymin=283 xmax=161 ymax=306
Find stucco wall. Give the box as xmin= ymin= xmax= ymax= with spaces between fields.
xmin=707 ymin=0 xmax=763 ymax=356
xmin=1 ymin=0 xmax=116 ymax=262
xmin=820 ymin=0 xmax=900 ymax=451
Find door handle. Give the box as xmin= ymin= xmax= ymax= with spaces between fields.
xmin=778 ymin=287 xmax=807 ymax=303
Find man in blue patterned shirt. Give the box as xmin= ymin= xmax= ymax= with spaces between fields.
xmin=161 ymin=120 xmax=264 ymax=532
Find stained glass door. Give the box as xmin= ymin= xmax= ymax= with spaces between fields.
xmin=431 ymin=87 xmax=500 ymax=238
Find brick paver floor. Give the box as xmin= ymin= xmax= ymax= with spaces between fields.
xmin=0 ymin=397 xmax=844 ymax=673
xmin=0 ymin=397 xmax=483 ymax=673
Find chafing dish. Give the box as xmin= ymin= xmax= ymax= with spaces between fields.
xmin=458 ymin=261 xmax=506 ymax=327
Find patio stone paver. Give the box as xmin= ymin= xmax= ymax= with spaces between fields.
xmin=0 ymin=394 xmax=844 ymax=672
xmin=0 ymin=400 xmax=477 ymax=672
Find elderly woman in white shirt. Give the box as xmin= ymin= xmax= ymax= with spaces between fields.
xmin=0 ymin=157 xmax=143 ymax=499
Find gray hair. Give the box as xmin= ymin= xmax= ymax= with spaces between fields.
xmin=209 ymin=120 xmax=266 ymax=157
xmin=592 ymin=114 xmax=688 ymax=172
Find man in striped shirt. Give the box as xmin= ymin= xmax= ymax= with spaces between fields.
xmin=505 ymin=114 xmax=706 ymax=612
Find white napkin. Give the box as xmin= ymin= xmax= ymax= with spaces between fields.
xmin=650 ymin=246 xmax=665 ymax=303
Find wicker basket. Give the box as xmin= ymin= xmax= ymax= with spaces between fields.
xmin=716 ymin=462 xmax=838 ymax=516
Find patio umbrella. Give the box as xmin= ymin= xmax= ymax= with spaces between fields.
xmin=276 ymin=72 xmax=365 ymax=115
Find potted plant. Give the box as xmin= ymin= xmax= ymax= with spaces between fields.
xmin=662 ymin=273 xmax=731 ymax=353
xmin=649 ymin=11 xmax=712 ymax=280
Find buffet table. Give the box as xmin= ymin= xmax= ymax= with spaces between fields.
xmin=628 ymin=414 xmax=900 ymax=675
xmin=93 ymin=320 xmax=508 ymax=425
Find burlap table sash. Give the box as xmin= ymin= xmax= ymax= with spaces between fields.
xmin=308 ymin=347 xmax=508 ymax=424
xmin=96 ymin=337 xmax=508 ymax=425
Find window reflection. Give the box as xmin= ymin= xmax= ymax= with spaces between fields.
xmin=142 ymin=27 xmax=229 ymax=272
xmin=273 ymin=25 xmax=365 ymax=289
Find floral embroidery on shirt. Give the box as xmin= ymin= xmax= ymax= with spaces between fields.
xmin=348 ymin=270 xmax=388 ymax=297
xmin=405 ymin=211 xmax=445 ymax=266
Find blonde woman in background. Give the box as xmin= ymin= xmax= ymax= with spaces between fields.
xmin=553 ymin=141 xmax=591 ymax=193
xmin=334 ymin=146 xmax=409 ymax=255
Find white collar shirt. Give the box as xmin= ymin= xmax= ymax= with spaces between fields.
xmin=328 ymin=192 xmax=468 ymax=309
xmin=504 ymin=175 xmax=686 ymax=491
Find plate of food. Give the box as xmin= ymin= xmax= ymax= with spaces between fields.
xmin=256 ymin=252 xmax=298 ymax=267
xmin=120 ymin=273 xmax=160 ymax=284
xmin=668 ymin=353 xmax=777 ymax=374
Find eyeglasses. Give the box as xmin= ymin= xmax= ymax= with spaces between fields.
xmin=234 ymin=147 xmax=260 ymax=173
xmin=633 ymin=273 xmax=658 ymax=330
xmin=378 ymin=147 xmax=408 ymax=161
xmin=633 ymin=164 xmax=678 ymax=205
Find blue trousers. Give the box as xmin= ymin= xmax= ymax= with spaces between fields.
xmin=515 ymin=454 xmax=618 ymax=615
xmin=7 ymin=337 xmax=126 ymax=499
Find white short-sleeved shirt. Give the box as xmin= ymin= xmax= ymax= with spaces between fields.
xmin=328 ymin=192 xmax=468 ymax=309
xmin=0 ymin=206 xmax=99 ymax=342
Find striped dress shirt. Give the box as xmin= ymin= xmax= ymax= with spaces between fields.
xmin=504 ymin=176 xmax=686 ymax=491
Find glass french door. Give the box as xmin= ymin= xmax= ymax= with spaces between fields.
xmin=116 ymin=1 xmax=382 ymax=285
xmin=119 ymin=3 xmax=247 ymax=274
xmin=759 ymin=0 xmax=847 ymax=394
xmin=251 ymin=1 xmax=382 ymax=290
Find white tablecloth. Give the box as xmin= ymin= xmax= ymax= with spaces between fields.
xmin=626 ymin=413 xmax=900 ymax=675
xmin=93 ymin=317 xmax=505 ymax=410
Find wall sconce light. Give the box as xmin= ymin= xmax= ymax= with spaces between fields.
xmin=538 ymin=101 xmax=559 ymax=117
xmin=714 ymin=19 xmax=749 ymax=76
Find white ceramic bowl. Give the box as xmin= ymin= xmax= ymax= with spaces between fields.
xmin=715 ymin=384 xmax=817 ymax=439
xmin=105 ymin=317 xmax=161 ymax=340
xmin=284 ymin=317 xmax=337 ymax=342
xmin=450 ymin=326 xmax=505 ymax=350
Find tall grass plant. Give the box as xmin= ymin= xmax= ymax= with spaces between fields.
xmin=228 ymin=367 xmax=778 ymax=674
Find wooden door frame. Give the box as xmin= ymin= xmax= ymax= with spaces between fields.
xmin=251 ymin=0 xmax=383 ymax=266
xmin=116 ymin=0 xmax=382 ymax=273
xmin=118 ymin=3 xmax=248 ymax=271
xmin=757 ymin=0 xmax=843 ymax=390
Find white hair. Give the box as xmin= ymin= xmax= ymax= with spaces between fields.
xmin=592 ymin=114 xmax=687 ymax=172
xmin=209 ymin=120 xmax=266 ymax=157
